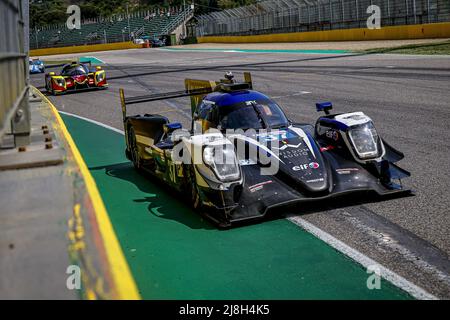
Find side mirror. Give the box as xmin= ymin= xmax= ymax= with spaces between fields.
xmin=163 ymin=122 xmax=182 ymax=135
xmin=48 ymin=72 xmax=55 ymax=76
xmin=316 ymin=102 xmax=333 ymax=115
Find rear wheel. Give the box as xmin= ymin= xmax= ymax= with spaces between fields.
xmin=128 ymin=127 xmax=141 ymax=170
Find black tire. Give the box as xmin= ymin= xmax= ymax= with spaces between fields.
xmin=186 ymin=166 xmax=231 ymax=228
xmin=128 ymin=127 xmax=141 ymax=170
xmin=188 ymin=166 xmax=202 ymax=210
xmin=47 ymin=81 xmax=56 ymax=96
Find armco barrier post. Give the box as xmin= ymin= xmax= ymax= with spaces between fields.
xmin=11 ymin=86 xmax=30 ymax=147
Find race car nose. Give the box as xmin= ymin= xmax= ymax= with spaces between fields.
xmin=281 ymin=159 xmax=330 ymax=194
xmin=73 ymin=75 xmax=87 ymax=83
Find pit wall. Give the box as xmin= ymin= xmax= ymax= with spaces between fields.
xmin=30 ymin=41 xmax=143 ymax=57
xmin=197 ymin=22 xmax=450 ymax=43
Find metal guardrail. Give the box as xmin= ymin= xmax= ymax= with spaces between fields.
xmin=196 ymin=0 xmax=450 ymax=37
xmin=0 ymin=0 xmax=30 ymax=147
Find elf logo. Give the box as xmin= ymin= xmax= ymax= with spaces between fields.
xmin=293 ymin=162 xmax=320 ymax=171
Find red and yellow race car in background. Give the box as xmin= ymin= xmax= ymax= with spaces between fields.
xmin=45 ymin=62 xmax=108 ymax=95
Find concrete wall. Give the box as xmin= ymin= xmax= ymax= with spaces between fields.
xmin=30 ymin=41 xmax=143 ymax=57
xmin=198 ymin=22 xmax=450 ymax=43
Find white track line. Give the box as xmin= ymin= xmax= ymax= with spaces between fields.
xmin=81 ymin=56 xmax=105 ymax=64
xmin=288 ymin=216 xmax=437 ymax=300
xmin=58 ymin=111 xmax=124 ymax=135
xmin=157 ymin=48 xmax=246 ymax=54
xmin=271 ymin=91 xmax=311 ymax=99
xmin=59 ymin=110 xmax=438 ymax=300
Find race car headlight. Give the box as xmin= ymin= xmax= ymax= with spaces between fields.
xmin=203 ymin=145 xmax=240 ymax=182
xmin=96 ymin=72 xmax=105 ymax=82
xmin=348 ymin=122 xmax=382 ymax=160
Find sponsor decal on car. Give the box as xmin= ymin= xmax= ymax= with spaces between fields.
xmin=326 ymin=129 xmax=340 ymax=141
xmin=256 ymin=130 xmax=296 ymax=142
xmin=249 ymin=180 xmax=273 ymax=193
xmin=320 ymin=145 xmax=336 ymax=152
xmin=293 ymin=162 xmax=320 ymax=171
xmin=281 ymin=148 xmax=310 ymax=158
xmin=273 ymin=141 xmax=302 ymax=151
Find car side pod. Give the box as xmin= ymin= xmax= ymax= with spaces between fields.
xmin=316 ymin=102 xmax=333 ymax=115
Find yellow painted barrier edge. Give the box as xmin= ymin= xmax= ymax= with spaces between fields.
xmin=33 ymin=87 xmax=141 ymax=300
xmin=30 ymin=41 xmax=143 ymax=57
xmin=198 ymin=22 xmax=450 ymax=43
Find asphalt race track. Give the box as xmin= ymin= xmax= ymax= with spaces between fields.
xmin=31 ymin=48 xmax=450 ymax=298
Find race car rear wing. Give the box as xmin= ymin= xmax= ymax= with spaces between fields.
xmin=119 ymin=87 xmax=214 ymax=122
xmin=119 ymin=72 xmax=253 ymax=121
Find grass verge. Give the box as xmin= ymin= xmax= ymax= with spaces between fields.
xmin=360 ymin=40 xmax=450 ymax=55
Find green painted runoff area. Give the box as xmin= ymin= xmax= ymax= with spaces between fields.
xmin=79 ymin=56 xmax=104 ymax=65
xmin=61 ymin=113 xmax=411 ymax=300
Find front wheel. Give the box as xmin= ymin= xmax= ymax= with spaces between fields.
xmin=188 ymin=166 xmax=202 ymax=210
xmin=46 ymin=80 xmax=55 ymax=96
xmin=128 ymin=127 xmax=141 ymax=170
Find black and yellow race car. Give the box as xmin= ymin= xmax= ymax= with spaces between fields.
xmin=119 ymin=72 xmax=410 ymax=227
xmin=45 ymin=62 xmax=108 ymax=95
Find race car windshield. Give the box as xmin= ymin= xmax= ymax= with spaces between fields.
xmin=219 ymin=99 xmax=289 ymax=130
xmin=62 ymin=65 xmax=88 ymax=76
